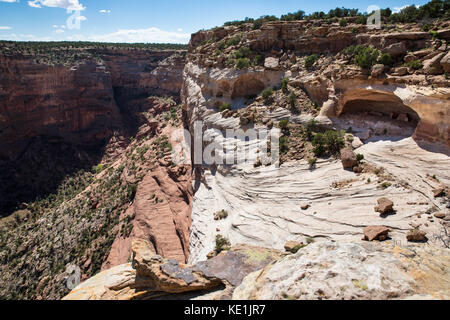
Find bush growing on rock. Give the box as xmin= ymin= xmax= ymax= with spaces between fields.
xmin=339 ymin=18 xmax=348 ymax=27
xmin=354 ymin=46 xmax=380 ymax=69
xmin=278 ymin=120 xmax=290 ymax=131
xmin=343 ymin=45 xmax=381 ymax=69
xmin=279 ymin=136 xmax=290 ymax=154
xmin=215 ymin=234 xmax=231 ymax=254
xmin=233 ymin=46 xmax=252 ymax=59
xmin=219 ymin=103 xmax=231 ymax=112
xmin=281 ymin=77 xmax=289 ymax=92
xmin=379 ymin=53 xmax=393 ymax=66
xmin=253 ymin=54 xmax=265 ymax=66
xmin=308 ymin=157 xmax=317 ymax=168
xmin=305 ymin=54 xmax=318 ymax=69
xmin=225 ymin=35 xmax=242 ymax=48
xmin=356 ymin=154 xmax=365 ymax=162
xmin=235 ymin=58 xmax=251 ymax=69
xmin=406 ymin=60 xmax=423 ymax=70
xmin=288 ymin=91 xmax=297 ymax=108
xmin=355 ymin=15 xmax=367 ymax=24
xmin=261 ymin=88 xmax=274 ymax=102
xmin=312 ymin=130 xmax=345 ymax=157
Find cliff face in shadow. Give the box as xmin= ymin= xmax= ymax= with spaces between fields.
xmin=0 ymin=47 xmax=185 ymax=217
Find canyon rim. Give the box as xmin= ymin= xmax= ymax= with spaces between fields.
xmin=0 ymin=0 xmax=449 ymax=302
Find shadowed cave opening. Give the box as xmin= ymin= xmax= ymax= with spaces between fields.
xmin=339 ymin=93 xmax=420 ymax=139
xmin=231 ymin=75 xmax=265 ymax=100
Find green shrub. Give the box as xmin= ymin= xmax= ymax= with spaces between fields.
xmin=343 ymin=45 xmax=381 ymax=69
xmin=225 ymin=35 xmax=242 ymax=47
xmin=305 ymin=54 xmax=318 ymax=69
xmin=235 ymin=58 xmax=250 ymax=69
xmin=279 ymin=120 xmax=289 ymax=131
xmin=92 ymin=164 xmax=103 ymax=174
xmin=312 ymin=130 xmax=345 ymax=157
xmin=356 ymin=154 xmax=365 ymax=162
xmin=339 ymin=19 xmax=348 ymax=27
xmin=355 ymin=15 xmax=367 ymax=24
xmin=252 ymin=20 xmax=263 ymax=30
xmin=422 ymin=24 xmax=431 ymax=32
xmin=406 ymin=60 xmax=423 ymax=70
xmin=288 ymin=91 xmax=297 ymax=108
xmin=219 ymin=103 xmax=231 ymax=112
xmin=253 ymin=54 xmax=265 ymax=66
xmin=215 ymin=234 xmax=231 ymax=254
xmin=430 ymin=30 xmax=438 ymax=39
xmin=126 ymin=183 xmax=138 ymax=201
xmin=279 ymin=136 xmax=289 ymax=154
xmin=379 ymin=53 xmax=393 ymax=66
xmin=233 ymin=46 xmax=252 ymax=59
xmin=354 ymin=46 xmax=380 ymax=69
xmin=281 ymin=77 xmax=289 ymax=92
xmin=261 ymin=88 xmax=274 ymax=102
xmin=308 ymin=157 xmax=317 ymax=167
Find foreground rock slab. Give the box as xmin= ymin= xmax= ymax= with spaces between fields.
xmin=233 ymin=241 xmax=450 ymax=300
xmin=63 ymin=240 xmax=281 ymax=300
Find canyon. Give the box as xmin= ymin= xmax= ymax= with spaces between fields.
xmin=1 ymin=16 xmax=450 ymax=300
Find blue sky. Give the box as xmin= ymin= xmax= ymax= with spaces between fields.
xmin=0 ymin=0 xmax=430 ymax=43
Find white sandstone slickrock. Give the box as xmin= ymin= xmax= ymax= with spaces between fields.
xmin=232 ymin=241 xmax=450 ymax=300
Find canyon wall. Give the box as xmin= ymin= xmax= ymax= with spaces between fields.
xmin=0 ymin=47 xmax=192 ymax=299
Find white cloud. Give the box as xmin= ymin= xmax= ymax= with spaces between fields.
xmin=0 ymin=0 xmax=19 ymax=3
xmin=55 ymin=29 xmax=65 ymax=34
xmin=99 ymin=9 xmax=111 ymax=14
xmin=66 ymin=27 xmax=190 ymax=44
xmin=393 ymin=5 xmax=420 ymax=13
xmin=27 ymin=0 xmax=85 ymax=11
xmin=0 ymin=33 xmax=52 ymax=41
xmin=0 ymin=26 xmax=12 ymax=30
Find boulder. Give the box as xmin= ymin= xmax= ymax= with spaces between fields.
xmin=423 ymin=52 xmax=445 ymax=75
xmin=371 ymin=64 xmax=385 ymax=77
xmin=351 ymin=137 xmax=364 ymax=149
xmin=433 ymin=187 xmax=445 ymax=198
xmin=264 ymin=57 xmax=280 ymax=70
xmin=301 ymin=204 xmax=310 ymax=210
xmin=383 ymin=42 xmax=407 ymax=57
xmin=437 ymin=29 xmax=450 ymax=40
xmin=375 ymin=198 xmax=394 ymax=214
xmin=404 ymin=54 xmax=417 ymax=63
xmin=341 ymin=148 xmax=358 ymax=169
xmin=434 ymin=212 xmax=446 ymax=219
xmin=406 ymin=230 xmax=427 ymax=242
xmin=363 ymin=226 xmax=390 ymax=241
xmin=392 ymin=66 xmax=408 ymax=76
xmin=440 ymin=51 xmax=450 ymax=73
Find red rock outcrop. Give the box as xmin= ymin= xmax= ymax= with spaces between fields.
xmin=103 ymin=161 xmax=193 ymax=267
